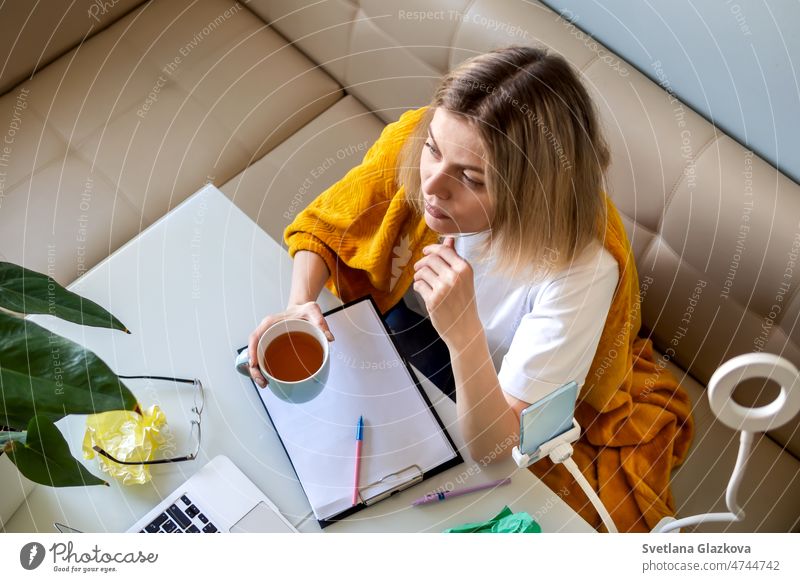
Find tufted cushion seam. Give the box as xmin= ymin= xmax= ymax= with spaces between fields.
xmin=655 ymin=132 xmax=721 ymax=236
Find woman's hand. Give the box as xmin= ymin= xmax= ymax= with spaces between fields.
xmin=247 ymin=301 xmax=334 ymax=388
xmin=412 ymin=237 xmax=482 ymax=351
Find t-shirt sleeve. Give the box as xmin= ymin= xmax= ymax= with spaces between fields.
xmin=497 ymin=250 xmax=619 ymax=404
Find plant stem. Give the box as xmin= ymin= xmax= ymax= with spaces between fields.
xmin=0 ymin=305 xmax=24 ymax=318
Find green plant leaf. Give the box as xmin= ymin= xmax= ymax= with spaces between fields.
xmin=0 ymin=310 xmax=139 ymax=428
xmin=5 ymin=416 xmax=106 ymax=487
xmin=0 ymin=262 xmax=128 ymax=332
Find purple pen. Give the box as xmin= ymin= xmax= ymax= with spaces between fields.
xmin=411 ymin=477 xmax=512 ymax=506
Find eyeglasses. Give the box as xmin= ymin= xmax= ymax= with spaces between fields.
xmin=91 ymin=375 xmax=204 ymax=466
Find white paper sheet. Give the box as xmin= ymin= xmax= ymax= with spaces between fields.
xmin=256 ymin=298 xmax=458 ymax=521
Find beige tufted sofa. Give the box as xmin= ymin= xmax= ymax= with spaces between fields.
xmin=1 ymin=0 xmax=798 ymax=532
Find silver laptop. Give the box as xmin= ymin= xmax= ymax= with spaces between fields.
xmin=126 ymin=455 xmax=298 ymax=533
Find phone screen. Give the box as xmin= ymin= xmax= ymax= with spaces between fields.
xmin=519 ymin=380 xmax=578 ymax=456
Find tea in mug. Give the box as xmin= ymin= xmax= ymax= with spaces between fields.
xmin=264 ymin=331 xmax=324 ymax=382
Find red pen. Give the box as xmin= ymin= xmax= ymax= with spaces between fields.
xmin=352 ymin=415 xmax=364 ymax=506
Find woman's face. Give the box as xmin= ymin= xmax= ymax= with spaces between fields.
xmin=420 ymin=108 xmax=494 ymax=234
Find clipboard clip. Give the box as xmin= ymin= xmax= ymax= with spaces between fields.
xmin=357 ymin=464 xmax=423 ymax=506
xmin=53 ymin=522 xmax=83 ymax=533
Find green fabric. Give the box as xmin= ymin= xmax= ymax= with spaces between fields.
xmin=443 ymin=506 xmax=541 ymax=533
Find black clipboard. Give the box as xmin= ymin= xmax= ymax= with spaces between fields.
xmin=238 ymin=295 xmax=463 ymax=528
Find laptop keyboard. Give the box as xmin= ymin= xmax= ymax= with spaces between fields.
xmin=141 ymin=494 xmax=219 ymax=533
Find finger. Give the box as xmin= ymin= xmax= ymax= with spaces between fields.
xmin=413 ymin=278 xmax=433 ymax=302
xmin=429 ymin=243 xmax=466 ymax=270
xmin=249 ymin=315 xmax=279 ymax=354
xmin=414 ymin=266 xmax=445 ymax=294
xmin=248 ymin=325 xmax=267 ymax=367
xmin=253 ymin=368 xmax=269 ymax=389
xmin=414 ymin=253 xmax=449 ymax=273
xmin=249 ymin=359 xmax=267 ymax=388
xmin=424 ymin=242 xmax=464 ymax=269
xmin=249 ymin=316 xmax=280 ymax=387
xmin=414 ymin=254 xmax=453 ymax=278
xmin=305 ymin=304 xmax=335 ymax=342
xmin=424 ymin=235 xmax=455 ymax=253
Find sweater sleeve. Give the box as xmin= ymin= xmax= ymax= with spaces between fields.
xmin=284 ymin=107 xmax=428 ymax=282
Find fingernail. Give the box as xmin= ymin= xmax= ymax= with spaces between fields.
xmin=326 ymin=331 xmax=335 ymax=341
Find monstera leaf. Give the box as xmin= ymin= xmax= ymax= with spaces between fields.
xmin=0 ymin=262 xmax=128 ymax=331
xmin=0 ymin=310 xmax=138 ymax=429
xmin=0 ymin=261 xmax=138 ymax=488
xmin=4 ymin=416 xmax=106 ymax=487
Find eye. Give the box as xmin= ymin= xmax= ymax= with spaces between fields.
xmin=463 ymin=174 xmax=483 ymax=187
xmin=425 ymin=141 xmax=484 ymax=187
xmin=424 ymin=141 xmax=440 ymax=157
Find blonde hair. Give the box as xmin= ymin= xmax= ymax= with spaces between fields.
xmin=398 ymin=45 xmax=611 ymax=280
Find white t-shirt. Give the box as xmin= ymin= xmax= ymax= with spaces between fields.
xmin=407 ymin=232 xmax=619 ymax=404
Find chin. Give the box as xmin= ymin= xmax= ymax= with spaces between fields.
xmin=424 ymin=214 xmax=453 ymax=234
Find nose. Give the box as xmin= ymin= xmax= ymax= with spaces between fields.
xmin=422 ymin=166 xmax=453 ymax=200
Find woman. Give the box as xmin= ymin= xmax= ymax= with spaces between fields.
xmin=248 ymin=45 xmax=693 ymax=532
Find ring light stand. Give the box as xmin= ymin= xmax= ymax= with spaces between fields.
xmin=511 ymin=353 xmax=800 ymax=534
xmin=653 ymin=353 xmax=800 ymax=533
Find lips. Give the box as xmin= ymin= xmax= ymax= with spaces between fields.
xmin=424 ymin=202 xmax=448 ymax=219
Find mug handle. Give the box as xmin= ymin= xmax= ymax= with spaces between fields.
xmin=234 ymin=349 xmax=252 ymax=377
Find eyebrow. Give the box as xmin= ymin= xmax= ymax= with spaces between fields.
xmin=427 ymin=125 xmax=485 ymax=174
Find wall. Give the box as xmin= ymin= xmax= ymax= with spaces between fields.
xmin=541 ymin=0 xmax=800 ymax=185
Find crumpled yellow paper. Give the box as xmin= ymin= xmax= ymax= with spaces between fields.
xmin=82 ymin=405 xmax=168 ymax=485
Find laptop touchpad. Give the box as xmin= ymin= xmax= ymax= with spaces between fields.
xmin=230 ymin=502 xmax=297 ymax=533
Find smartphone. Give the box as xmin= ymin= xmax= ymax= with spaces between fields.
xmin=518 ymin=380 xmax=578 ymax=456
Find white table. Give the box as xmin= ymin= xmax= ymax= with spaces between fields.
xmin=5 ymin=185 xmax=593 ymax=533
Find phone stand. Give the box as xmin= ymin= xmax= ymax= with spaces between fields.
xmin=511 ymin=419 xmax=580 ymax=466
xmin=512 ymin=418 xmax=619 ymax=533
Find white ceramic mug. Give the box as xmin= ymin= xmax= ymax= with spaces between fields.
xmin=235 ymin=319 xmax=330 ymax=403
